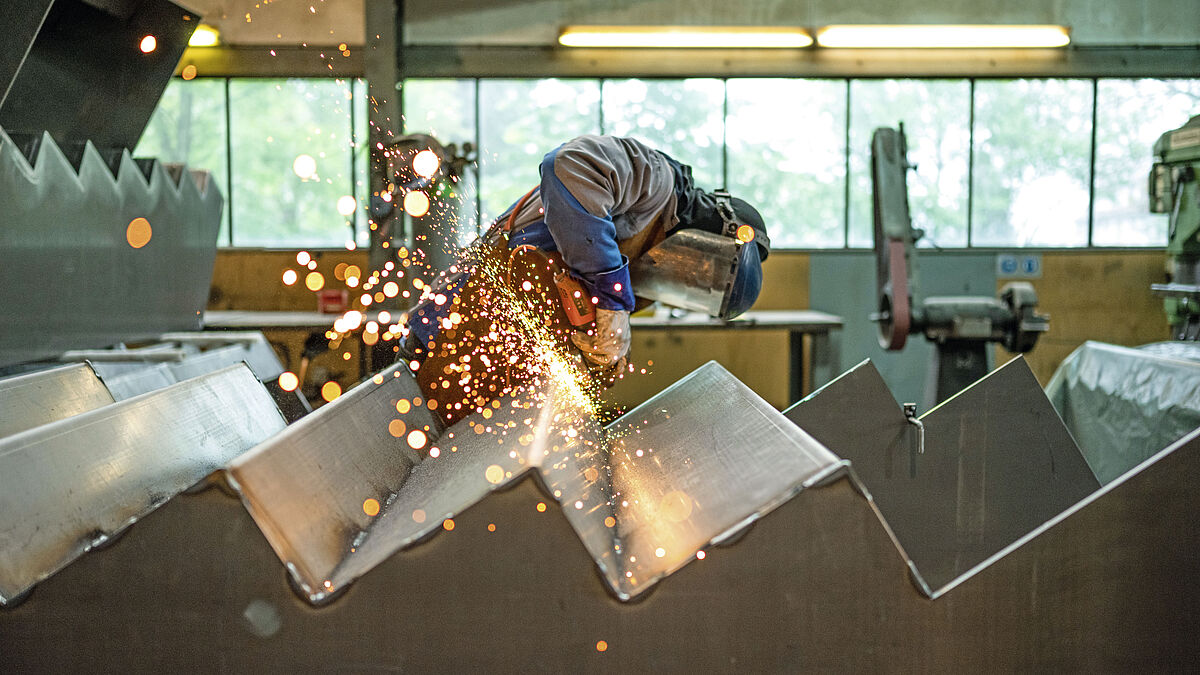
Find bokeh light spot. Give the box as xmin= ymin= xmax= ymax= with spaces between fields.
xmin=396 ymin=399 xmax=411 ymax=414
xmin=321 ymin=381 xmax=342 ymax=402
xmin=293 ymin=154 xmax=317 ymax=179
xmin=412 ymin=149 xmax=440 ymax=178
xmin=484 ymin=464 xmax=504 ymax=484
xmin=404 ymin=190 xmax=430 ymax=217
xmin=442 ymin=518 xmax=455 ymax=531
xmin=362 ymin=498 xmax=380 ymax=517
xmin=277 ymin=371 xmax=299 ymax=392
xmin=596 ymin=641 xmax=608 ymax=653
xmin=181 ymin=64 xmax=197 ymax=80
xmin=126 ymin=217 xmax=152 ymax=248
xmin=407 ymin=429 xmax=427 ymax=449
xmin=388 ymin=419 xmax=407 ymax=438
xmin=139 ymin=35 xmax=157 ymax=53
xmin=736 ymin=224 xmax=756 ymax=243
xmin=305 ymin=271 xmax=325 ymax=291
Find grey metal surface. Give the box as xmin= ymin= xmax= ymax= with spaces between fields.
xmin=0 ymin=126 xmax=223 ymax=367
xmin=578 ymin=361 xmax=839 ymax=599
xmin=96 ymin=362 xmax=177 ymax=401
xmin=0 ymin=0 xmax=195 ymax=150
xmin=231 ymin=360 xmax=837 ymax=604
xmin=0 ymin=362 xmax=114 ymax=438
xmin=0 ymin=364 xmax=285 ymax=605
xmin=160 ymin=331 xmax=286 ymax=380
xmin=0 ymin=0 xmax=53 ymax=110
xmin=1 ymin=417 xmax=1195 ymax=671
xmin=1046 ymin=340 xmax=1200 ymax=484
xmin=227 ymin=362 xmax=435 ymax=603
xmin=628 ymin=229 xmax=743 ymax=319
xmin=785 ymin=356 xmax=1099 ymax=594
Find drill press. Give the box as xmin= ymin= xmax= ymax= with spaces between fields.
xmin=1150 ymin=115 xmax=1200 ymax=340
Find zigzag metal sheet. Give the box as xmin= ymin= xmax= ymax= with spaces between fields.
xmin=0 ymin=364 xmax=285 ymax=605
xmin=229 ymin=360 xmax=838 ymax=603
xmin=785 ymin=356 xmax=1099 ymax=595
xmin=0 ymin=363 xmax=114 ymax=438
xmin=0 ymin=409 xmax=1195 ymax=670
xmin=0 ymin=126 xmax=223 ymax=367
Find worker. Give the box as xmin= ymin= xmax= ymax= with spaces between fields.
xmin=400 ymin=134 xmax=770 ymax=426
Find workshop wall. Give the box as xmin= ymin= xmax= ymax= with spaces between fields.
xmin=208 ymin=248 xmax=1170 ymax=412
xmin=1007 ymin=251 xmax=1169 ymax=383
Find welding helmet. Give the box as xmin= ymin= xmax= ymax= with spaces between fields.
xmin=629 ymin=190 xmax=770 ymax=320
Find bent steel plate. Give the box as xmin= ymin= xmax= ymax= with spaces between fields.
xmin=785 ymin=356 xmax=1099 ymax=595
xmin=96 ymin=362 xmax=177 ymax=401
xmin=232 ymin=360 xmax=838 ymax=604
xmin=574 ymin=361 xmax=840 ymax=599
xmin=159 ymin=331 xmax=285 ymax=380
xmin=227 ymin=362 xmax=436 ymax=603
xmin=0 ymin=364 xmax=285 ymax=605
xmin=0 ymin=363 xmax=114 ymax=438
xmin=2 ymin=424 xmax=1195 ymax=670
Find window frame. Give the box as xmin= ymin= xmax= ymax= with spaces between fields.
xmin=146 ymin=73 xmax=1195 ymax=251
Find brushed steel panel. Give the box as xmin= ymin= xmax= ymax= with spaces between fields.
xmin=2 ymin=428 xmax=1195 ymax=670
xmin=0 ymin=364 xmax=285 ymax=605
xmin=227 ymin=362 xmax=436 ymax=603
xmin=159 ymin=331 xmax=285 ymax=380
xmin=96 ymin=362 xmax=177 ymax=400
xmin=0 ymin=362 xmax=113 ymax=438
xmin=233 ymin=360 xmax=838 ymax=604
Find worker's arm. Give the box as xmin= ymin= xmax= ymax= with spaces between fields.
xmin=537 ymin=135 xmax=677 ymax=311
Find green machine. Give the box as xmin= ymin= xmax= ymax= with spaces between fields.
xmin=1150 ymin=115 xmax=1200 ymax=339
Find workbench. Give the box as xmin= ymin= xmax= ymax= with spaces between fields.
xmin=204 ymin=309 xmax=843 ymax=404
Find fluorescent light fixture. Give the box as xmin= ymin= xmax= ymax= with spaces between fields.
xmin=816 ymin=25 xmax=1070 ymax=48
xmin=188 ymin=24 xmax=221 ymax=47
xmin=559 ymin=26 xmax=812 ymax=48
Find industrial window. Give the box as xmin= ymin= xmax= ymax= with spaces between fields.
xmin=726 ymin=79 xmax=848 ymax=249
xmin=847 ymin=80 xmax=971 ymax=249
xmin=1093 ymin=79 xmax=1200 ymax=246
xmin=134 ymin=78 xmax=230 ymax=243
xmin=477 ymin=79 xmax=601 ymax=223
xmin=137 ymin=75 xmax=1199 ymax=250
xmin=971 ymin=79 xmax=1094 ymax=247
xmin=602 ymin=79 xmax=725 ymax=190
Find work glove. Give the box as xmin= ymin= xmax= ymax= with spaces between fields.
xmin=570 ymin=308 xmax=631 ymax=383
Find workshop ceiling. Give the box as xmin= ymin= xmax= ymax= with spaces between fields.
xmin=178 ymin=0 xmax=1199 ymax=47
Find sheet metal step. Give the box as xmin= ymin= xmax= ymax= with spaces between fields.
xmin=0 ymin=125 xmax=222 ymax=367
xmin=0 ymin=363 xmax=114 ymax=438
xmin=228 ymin=360 xmax=837 ymax=604
xmin=1 ymin=425 xmax=1195 ymax=671
xmin=0 ymin=364 xmax=286 ymax=605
